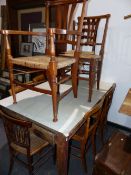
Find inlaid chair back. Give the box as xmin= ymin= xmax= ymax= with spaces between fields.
xmin=99 ymin=83 xmax=116 ymax=144
xmin=71 ymin=97 xmax=104 ymax=172
xmin=3 ymin=112 xmax=32 ymax=150
xmin=1 ymin=110 xmax=53 ymax=175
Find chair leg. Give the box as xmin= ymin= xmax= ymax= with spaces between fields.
xmin=71 ymin=62 xmax=78 ymax=98
xmin=48 ymin=61 xmax=58 ymax=122
xmin=8 ymin=62 xmax=17 ymax=104
xmin=99 ymin=120 xmax=107 ymax=145
xmin=97 ymin=61 xmax=102 ymax=90
xmin=8 ymin=153 xmax=14 ymax=175
xmin=91 ymin=133 xmax=97 ymax=161
xmin=80 ymin=144 xmax=87 ymax=173
xmin=28 ymin=156 xmax=33 ymax=175
xmin=88 ymin=61 xmax=96 ymax=102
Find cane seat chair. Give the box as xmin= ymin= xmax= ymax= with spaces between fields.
xmin=62 ymin=14 xmax=110 ymax=102
xmin=1 ymin=110 xmax=54 ymax=175
xmin=70 ymin=97 xmax=104 ymax=173
xmin=1 ymin=0 xmax=88 ymax=122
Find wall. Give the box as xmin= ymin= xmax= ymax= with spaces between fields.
xmin=0 ymin=0 xmax=6 ymax=30
xmin=0 ymin=0 xmax=6 ymax=5
xmin=87 ymin=0 xmax=131 ymax=128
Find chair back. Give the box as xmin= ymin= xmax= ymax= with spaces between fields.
xmin=100 ymin=83 xmax=116 ymax=125
xmin=45 ymin=0 xmax=88 ymax=30
xmin=45 ymin=0 xmax=88 ymax=54
xmin=1 ymin=110 xmax=32 ymax=150
xmin=83 ymin=97 xmax=104 ymax=144
xmin=78 ymin=14 xmax=110 ymax=57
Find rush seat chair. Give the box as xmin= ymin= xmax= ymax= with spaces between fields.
xmin=1 ymin=0 xmax=88 ymax=122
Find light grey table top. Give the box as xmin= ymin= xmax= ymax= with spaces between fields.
xmin=0 ymin=81 xmax=112 ymax=136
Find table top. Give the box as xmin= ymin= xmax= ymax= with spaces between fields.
xmin=119 ymin=88 xmax=131 ymax=116
xmin=0 ymin=81 xmax=112 ymax=137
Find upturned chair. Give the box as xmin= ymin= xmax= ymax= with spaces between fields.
xmin=1 ymin=0 xmax=88 ymax=122
xmin=62 ymin=14 xmax=111 ymax=102
xmin=70 ymin=97 xmax=104 ymax=173
xmin=0 ymin=110 xmax=54 ymax=175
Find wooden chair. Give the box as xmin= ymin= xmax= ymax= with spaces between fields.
xmin=98 ymin=83 xmax=116 ymax=144
xmin=1 ymin=0 xmax=87 ymax=122
xmin=70 ymin=97 xmax=104 ymax=173
xmin=92 ymin=131 xmax=131 ymax=175
xmin=62 ymin=14 xmax=111 ymax=102
xmin=0 ymin=110 xmax=54 ymax=175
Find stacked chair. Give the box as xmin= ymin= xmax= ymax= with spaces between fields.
xmin=62 ymin=14 xmax=111 ymax=101
xmin=1 ymin=0 xmax=88 ymax=122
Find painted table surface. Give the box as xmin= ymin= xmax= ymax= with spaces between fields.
xmin=0 ymin=81 xmax=112 ymax=136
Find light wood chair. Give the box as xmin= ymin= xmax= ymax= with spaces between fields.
xmin=1 ymin=0 xmax=88 ymax=122
xmin=62 ymin=14 xmax=111 ymax=102
xmin=1 ymin=110 xmax=54 ymax=175
xmin=70 ymin=97 xmax=104 ymax=173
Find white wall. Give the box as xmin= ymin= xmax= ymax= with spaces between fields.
xmin=0 ymin=0 xmax=6 ymax=5
xmin=87 ymin=0 xmax=131 ymax=128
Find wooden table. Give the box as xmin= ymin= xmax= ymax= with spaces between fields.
xmin=0 ymin=81 xmax=112 ymax=175
xmin=119 ymin=88 xmax=131 ymax=116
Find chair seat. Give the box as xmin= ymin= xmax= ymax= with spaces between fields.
xmin=11 ymin=55 xmax=75 ymax=69
xmin=11 ymin=132 xmax=49 ymax=156
xmin=61 ymin=50 xmax=101 ymax=60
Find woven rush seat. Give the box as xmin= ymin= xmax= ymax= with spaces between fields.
xmin=12 ymin=55 xmax=76 ymax=69
xmin=61 ymin=50 xmax=101 ymax=60
xmin=11 ymin=132 xmax=49 ymax=155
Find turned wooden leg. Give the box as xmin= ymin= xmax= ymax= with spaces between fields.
xmin=48 ymin=60 xmax=58 ymax=122
xmin=8 ymin=62 xmax=17 ymax=104
xmin=97 ymin=61 xmax=102 ymax=90
xmin=71 ymin=62 xmax=78 ymax=98
xmin=88 ymin=60 xmax=96 ymax=102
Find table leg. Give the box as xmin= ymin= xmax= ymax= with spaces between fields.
xmin=55 ymin=133 xmax=69 ymax=175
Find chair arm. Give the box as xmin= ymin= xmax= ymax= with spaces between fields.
xmin=1 ymin=30 xmax=47 ymax=37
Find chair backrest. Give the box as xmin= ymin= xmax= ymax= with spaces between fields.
xmin=45 ymin=0 xmax=88 ymax=54
xmin=83 ymin=97 xmax=104 ymax=144
xmin=1 ymin=110 xmax=32 ymax=150
xmin=78 ymin=14 xmax=110 ymax=57
xmin=100 ymin=83 xmax=116 ymax=124
xmin=45 ymin=0 xmax=88 ymax=30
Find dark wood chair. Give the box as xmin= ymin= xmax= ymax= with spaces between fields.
xmin=1 ymin=0 xmax=88 ymax=122
xmin=70 ymin=97 xmax=104 ymax=173
xmin=98 ymin=83 xmax=116 ymax=144
xmin=92 ymin=131 xmax=131 ymax=175
xmin=0 ymin=110 xmax=54 ymax=175
xmin=62 ymin=14 xmax=111 ymax=102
